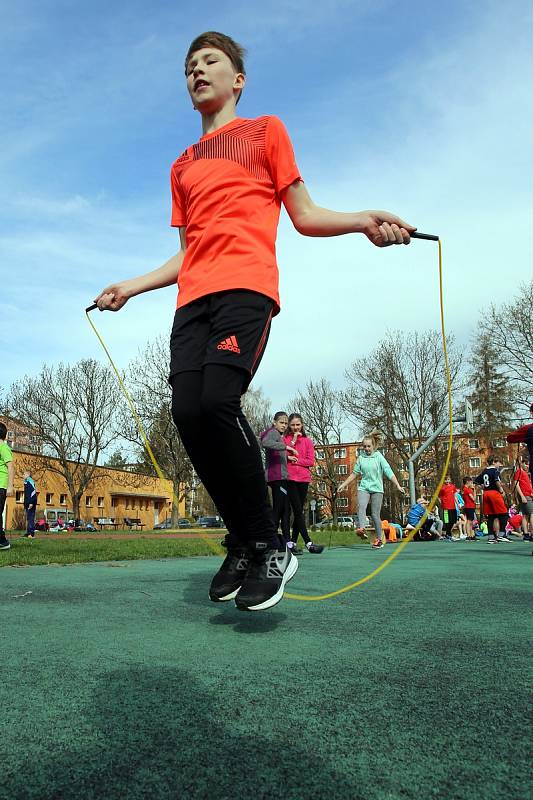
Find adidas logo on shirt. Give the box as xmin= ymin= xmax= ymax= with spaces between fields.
xmin=217 ymin=335 xmax=241 ymax=354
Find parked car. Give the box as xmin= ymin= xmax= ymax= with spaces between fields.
xmin=315 ymin=516 xmax=355 ymax=529
xmin=196 ymin=516 xmax=225 ymax=528
xmin=154 ymin=518 xmax=192 ymax=530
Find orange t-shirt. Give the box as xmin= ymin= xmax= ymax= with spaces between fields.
xmin=170 ymin=115 xmax=302 ymax=314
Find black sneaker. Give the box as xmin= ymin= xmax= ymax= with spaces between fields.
xmin=235 ymin=545 xmax=298 ymax=612
xmin=0 ymin=536 xmax=11 ymax=550
xmin=306 ymin=542 xmax=324 ymax=554
xmin=372 ymin=540 xmax=384 ymax=549
xmin=209 ymin=548 xmax=251 ymax=602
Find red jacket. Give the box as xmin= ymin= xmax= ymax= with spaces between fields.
xmin=283 ymin=434 xmax=315 ymax=483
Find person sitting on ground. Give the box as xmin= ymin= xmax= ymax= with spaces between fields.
xmin=405 ymin=496 xmax=444 ymax=540
xmin=505 ymin=505 xmax=523 ymax=537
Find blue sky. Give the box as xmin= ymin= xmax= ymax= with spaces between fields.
xmin=2 ymin=0 xmax=532 ymax=414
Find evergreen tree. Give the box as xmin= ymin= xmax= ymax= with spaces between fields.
xmin=105 ymin=449 xmax=129 ymax=469
xmin=466 ymin=331 xmax=515 ymax=435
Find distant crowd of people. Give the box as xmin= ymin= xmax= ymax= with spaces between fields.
xmin=260 ymin=405 xmax=533 ymax=551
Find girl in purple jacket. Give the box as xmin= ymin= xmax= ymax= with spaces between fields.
xmin=260 ymin=412 xmax=298 ymax=547
xmin=284 ymin=414 xmax=324 ymax=554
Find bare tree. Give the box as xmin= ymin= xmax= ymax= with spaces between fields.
xmin=123 ymin=335 xmax=192 ymax=522
xmin=8 ymin=359 xmax=121 ymax=520
xmin=482 ymin=280 xmax=533 ymax=407
xmin=242 ymin=385 xmax=272 ymax=438
xmin=342 ymin=330 xmax=464 ymax=505
xmin=288 ymin=378 xmax=346 ymax=521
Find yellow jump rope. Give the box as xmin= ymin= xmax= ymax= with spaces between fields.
xmin=86 ymin=232 xmax=452 ymax=601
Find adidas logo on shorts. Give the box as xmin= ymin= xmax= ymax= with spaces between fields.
xmin=217 ymin=335 xmax=241 ymax=354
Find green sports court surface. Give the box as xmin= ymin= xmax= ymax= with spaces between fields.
xmin=2 ymin=541 xmax=531 ymax=800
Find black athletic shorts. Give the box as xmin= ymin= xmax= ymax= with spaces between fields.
xmin=169 ymin=290 xmax=274 ymax=386
xmin=464 ymin=508 xmax=475 ymax=521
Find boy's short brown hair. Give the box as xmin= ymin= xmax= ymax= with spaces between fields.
xmin=185 ymin=31 xmax=246 ymax=76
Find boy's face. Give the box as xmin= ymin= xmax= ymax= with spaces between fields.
xmin=186 ymin=47 xmax=245 ymax=113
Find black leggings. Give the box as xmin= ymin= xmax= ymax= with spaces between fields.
xmin=0 ymin=488 xmax=6 ymax=536
xmin=287 ymin=481 xmax=311 ymax=545
xmin=268 ymin=480 xmax=289 ymax=542
xmin=171 ymin=366 xmax=276 ymax=549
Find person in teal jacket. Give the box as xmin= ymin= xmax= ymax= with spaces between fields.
xmin=337 ymin=430 xmax=405 ymax=549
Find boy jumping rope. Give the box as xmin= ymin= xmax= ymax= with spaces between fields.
xmin=94 ymin=32 xmax=416 ymax=611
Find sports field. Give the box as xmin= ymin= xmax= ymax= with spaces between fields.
xmin=2 ymin=540 xmax=531 ymax=800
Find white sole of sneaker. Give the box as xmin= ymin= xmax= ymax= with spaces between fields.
xmin=210 ymin=586 xmax=241 ymax=602
xmin=239 ymin=553 xmax=299 ymax=612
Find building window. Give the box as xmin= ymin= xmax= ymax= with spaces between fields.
xmin=98 ymin=497 xmax=104 ymax=507
xmin=60 ymin=494 xmax=67 ymax=505
xmin=315 ymin=466 xmax=323 ymax=476
xmin=46 ymin=493 xmax=53 ymax=504
xmin=315 ymin=449 xmax=325 ymax=460
xmin=492 ymin=438 xmax=505 ymax=448
xmin=336 ymin=497 xmax=348 ymax=508
xmin=335 ymin=464 xmax=348 ymax=475
xmin=333 ymin=448 xmax=346 ymax=459
xmin=111 ymin=498 xmax=117 ymax=508
xmin=125 ymin=498 xmax=131 ymax=509
xmin=468 ymin=439 xmax=479 ymax=449
xmin=469 ymin=457 xmax=481 ymax=468
xmin=402 ymin=479 xmax=410 ymax=489
xmin=15 ymin=490 xmax=23 ymax=503
xmin=85 ymin=496 xmax=92 ymax=507
xmin=318 ymin=481 xmax=327 ymax=492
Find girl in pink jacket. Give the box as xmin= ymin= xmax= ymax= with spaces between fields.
xmin=284 ymin=414 xmax=324 ymax=554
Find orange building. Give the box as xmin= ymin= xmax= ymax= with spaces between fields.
xmin=3 ymin=450 xmax=180 ymax=531
xmin=0 ymin=415 xmax=42 ymax=454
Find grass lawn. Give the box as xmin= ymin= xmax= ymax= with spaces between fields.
xmin=0 ymin=528 xmax=365 ymax=567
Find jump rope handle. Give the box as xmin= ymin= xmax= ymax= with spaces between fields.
xmin=411 ymin=231 xmax=439 ymax=241
xmin=86 ymin=303 xmax=98 ymax=312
